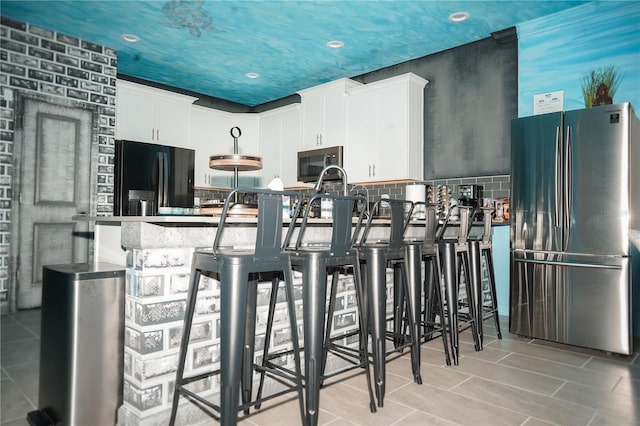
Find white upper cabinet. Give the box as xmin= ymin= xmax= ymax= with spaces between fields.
xmin=116 ymin=80 xmax=197 ymax=146
xmin=346 ymin=73 xmax=428 ymax=183
xmin=190 ymin=106 xmax=233 ymax=187
xmin=259 ymin=104 xmax=301 ymax=187
xmin=228 ymin=114 xmax=261 ymax=187
xmin=118 ymin=73 xmax=425 ymax=189
xmin=298 ymin=79 xmax=362 ymax=150
xmin=190 ymin=107 xmax=261 ymax=188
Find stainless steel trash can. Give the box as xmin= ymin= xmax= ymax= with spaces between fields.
xmin=38 ymin=263 xmax=125 ymax=426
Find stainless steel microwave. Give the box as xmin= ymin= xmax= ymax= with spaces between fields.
xmin=297 ymin=146 xmax=344 ymax=183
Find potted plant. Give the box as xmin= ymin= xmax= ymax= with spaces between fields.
xmin=581 ymin=65 xmax=621 ymax=107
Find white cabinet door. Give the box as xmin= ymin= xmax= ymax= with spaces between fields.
xmin=299 ymin=79 xmax=361 ymax=150
xmin=346 ymin=73 xmax=427 ymax=183
xmin=300 ymin=91 xmax=325 ymax=150
xmin=346 ymin=90 xmax=377 ymax=182
xmin=154 ymin=96 xmax=193 ymax=146
xmin=115 ymin=87 xmax=156 ymax=142
xmin=279 ymin=107 xmax=301 ymax=185
xmin=229 ymin=114 xmax=261 ymax=186
xmin=259 ymin=104 xmax=301 ymax=187
xmin=374 ymin=84 xmax=408 ymax=181
xmin=116 ymin=80 xmax=197 ymax=146
xmin=260 ymin=113 xmax=281 ymax=184
xmin=191 ymin=106 xmax=231 ymax=187
xmin=191 ymin=107 xmax=263 ymax=188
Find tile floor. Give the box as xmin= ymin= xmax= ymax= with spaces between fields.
xmin=1 ymin=309 xmax=40 ymax=426
xmin=2 ymin=309 xmax=640 ymax=425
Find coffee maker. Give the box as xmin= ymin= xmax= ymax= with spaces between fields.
xmin=458 ymin=185 xmax=483 ymax=218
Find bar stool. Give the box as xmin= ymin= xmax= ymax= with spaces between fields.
xmin=260 ymin=193 xmax=375 ymax=426
xmin=402 ymin=203 xmax=451 ymax=365
xmin=437 ymin=206 xmax=481 ymax=365
xmin=467 ymin=208 xmax=502 ymax=348
xmin=357 ymin=198 xmax=422 ymax=408
xmin=169 ymin=188 xmax=305 ymax=426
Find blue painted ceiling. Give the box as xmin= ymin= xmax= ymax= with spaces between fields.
xmin=2 ymin=1 xmax=588 ymax=106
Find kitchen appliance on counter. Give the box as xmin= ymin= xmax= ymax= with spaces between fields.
xmin=458 ymin=185 xmax=483 ymax=209
xmin=115 ymin=140 xmax=195 ymax=216
xmin=297 ymin=146 xmax=344 ymax=183
xmin=458 ymin=184 xmax=483 ymax=219
xmin=510 ymin=102 xmax=640 ymax=355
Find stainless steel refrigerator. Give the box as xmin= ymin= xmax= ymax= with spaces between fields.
xmin=114 ymin=140 xmax=195 ymax=215
xmin=510 ymin=102 xmax=640 ymax=355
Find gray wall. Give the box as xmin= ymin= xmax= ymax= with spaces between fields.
xmin=353 ymin=28 xmax=518 ymax=179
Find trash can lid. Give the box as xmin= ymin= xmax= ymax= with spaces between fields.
xmin=43 ymin=263 xmax=125 ymax=280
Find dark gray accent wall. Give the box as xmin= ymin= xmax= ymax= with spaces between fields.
xmin=353 ymin=28 xmax=518 ymax=179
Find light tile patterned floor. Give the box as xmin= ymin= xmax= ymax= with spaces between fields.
xmin=2 ymin=310 xmax=639 ymax=425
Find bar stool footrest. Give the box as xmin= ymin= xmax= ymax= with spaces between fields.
xmin=176 ymin=362 xmax=303 ymax=417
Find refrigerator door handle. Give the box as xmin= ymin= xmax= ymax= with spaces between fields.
xmin=554 ymin=126 xmax=562 ymax=228
xmin=564 ymin=126 xmax=573 ymax=250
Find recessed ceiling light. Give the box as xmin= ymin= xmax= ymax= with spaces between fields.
xmin=448 ymin=12 xmax=469 ymax=23
xmin=121 ymin=34 xmax=140 ymax=43
xmin=245 ymin=72 xmax=261 ymax=79
xmin=327 ymin=40 xmax=344 ymax=49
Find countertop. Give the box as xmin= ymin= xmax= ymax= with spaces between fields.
xmin=74 ymin=214 xmax=510 ymax=226
xmin=74 ymin=214 xmax=356 ymax=225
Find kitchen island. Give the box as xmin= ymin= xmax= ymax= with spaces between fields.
xmin=79 ymin=215 xmax=509 ymax=425
xmin=84 ymin=215 xmax=396 ymax=425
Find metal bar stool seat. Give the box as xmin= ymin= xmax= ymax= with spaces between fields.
xmin=169 ymin=188 xmax=305 ymax=426
xmin=259 ymin=193 xmax=375 ymax=426
xmin=357 ymin=198 xmax=423 ymax=408
xmin=467 ymin=207 xmax=502 ymax=348
xmin=437 ymin=206 xmax=481 ymax=365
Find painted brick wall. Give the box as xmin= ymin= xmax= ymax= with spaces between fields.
xmin=118 ymin=241 xmax=362 ymax=423
xmin=0 ymin=16 xmax=117 ymax=307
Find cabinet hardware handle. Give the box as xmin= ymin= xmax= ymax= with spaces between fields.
xmin=372 ymin=164 xmax=376 ymax=176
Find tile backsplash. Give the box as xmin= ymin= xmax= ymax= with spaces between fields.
xmin=427 ymin=175 xmax=510 ymax=200
xmin=195 ymin=174 xmax=510 ymax=206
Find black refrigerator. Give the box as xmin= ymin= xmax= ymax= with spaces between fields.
xmin=510 ymin=103 xmax=640 ymax=355
xmin=114 ymin=140 xmax=195 ymax=216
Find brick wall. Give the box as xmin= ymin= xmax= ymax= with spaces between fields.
xmin=0 ymin=16 xmax=117 ymax=308
xmin=114 ymin=224 xmax=363 ymax=423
